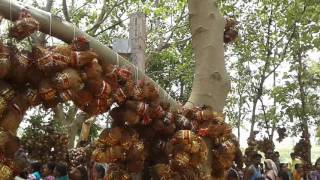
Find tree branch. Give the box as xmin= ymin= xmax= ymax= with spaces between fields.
xmin=0 ymin=0 xmax=180 ymax=111
xmin=87 ymin=0 xmax=125 ymax=35
xmin=62 ymin=0 xmax=70 ymax=22
xmin=93 ymin=16 xmax=129 ymax=37
xmin=31 ymin=0 xmax=54 ymax=45
xmin=53 ymin=104 xmax=66 ymax=122
xmin=156 ymin=5 xmax=187 ymax=52
xmin=259 ymin=97 xmax=271 ymax=139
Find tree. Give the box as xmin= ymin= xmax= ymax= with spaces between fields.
xmin=0 ymin=0 xmax=232 ymax=178
xmin=186 ymin=0 xmax=230 ymax=178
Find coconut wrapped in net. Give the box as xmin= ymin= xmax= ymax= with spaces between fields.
xmin=0 ymin=43 xmax=13 ymax=79
xmin=152 ymin=163 xmax=174 ymax=180
xmin=91 ymin=145 xmax=125 ymax=163
xmin=0 ymin=96 xmax=7 ymax=118
xmin=22 ymin=86 xmax=41 ymax=107
xmin=68 ymin=147 xmax=89 ymax=168
xmin=124 ymin=100 xmax=150 ymax=125
xmin=33 ymin=46 xmax=70 ymax=74
xmin=97 ymin=127 xmax=123 ymax=146
xmin=0 ymin=128 xmax=20 ymax=159
xmin=72 ymin=36 xmax=90 ymax=51
xmin=224 ymin=17 xmax=238 ymax=44
xmin=0 ymin=93 xmax=30 ymax=133
xmin=211 ymin=139 xmax=237 ymax=178
xmin=0 ymin=163 xmax=13 ymax=180
xmin=105 ymin=164 xmax=132 ymax=180
xmin=152 ymin=116 xmax=176 ymax=138
xmin=137 ymin=80 xmax=159 ymax=102
xmin=71 ymin=88 xmax=93 ymax=111
xmin=0 ymin=81 xmax=15 ymax=102
xmin=277 ymin=127 xmax=287 ymax=142
xmin=168 ymin=130 xmax=208 ymax=172
xmin=8 ymin=52 xmax=33 ymax=85
xmin=93 ymin=126 xmax=145 ymax=173
xmin=82 ymin=59 xmax=103 ymax=81
xmin=9 ymin=9 xmax=39 ymax=40
xmin=38 ymin=79 xmax=59 ymax=108
xmin=52 ymin=68 xmax=83 ymax=91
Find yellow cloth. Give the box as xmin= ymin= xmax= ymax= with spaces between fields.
xmin=290 ymin=158 xmax=303 ymax=172
xmin=0 ymin=163 xmax=13 ymax=180
xmin=293 ymin=171 xmax=302 ymax=180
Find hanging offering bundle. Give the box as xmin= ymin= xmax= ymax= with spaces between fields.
xmin=9 ymin=9 xmax=40 ymax=40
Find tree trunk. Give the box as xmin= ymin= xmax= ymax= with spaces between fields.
xmin=186 ymin=0 xmax=229 ymax=111
xmin=186 ymin=0 xmax=230 ymax=178
xmin=296 ymin=48 xmax=311 ymax=164
xmin=237 ymin=94 xmax=243 ymax=140
xmin=249 ymin=98 xmax=259 ymax=136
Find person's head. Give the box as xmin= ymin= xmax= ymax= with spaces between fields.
xmin=264 ymin=159 xmax=278 ymax=174
xmin=30 ymin=162 xmax=42 ymax=173
xmin=315 ymin=158 xmax=320 ymax=170
xmin=41 ymin=162 xmax=55 ymax=176
xmin=226 ymin=168 xmax=238 ymax=180
xmin=19 ymin=170 xmax=28 ymax=179
xmin=54 ymin=163 xmax=68 ymax=177
xmin=252 ymin=153 xmax=262 ymax=166
xmin=280 ymin=163 xmax=289 ymax=172
xmin=295 ymin=163 xmax=303 ymax=173
xmin=69 ymin=166 xmax=88 ymax=180
xmin=290 ymin=153 xmax=296 ymax=160
xmin=95 ymin=164 xmax=105 ymax=178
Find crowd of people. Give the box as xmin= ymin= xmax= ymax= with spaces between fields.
xmin=226 ymin=153 xmax=320 ymax=180
xmin=14 ymin=161 xmax=106 ymax=180
xmin=12 ymin=151 xmax=320 ymax=179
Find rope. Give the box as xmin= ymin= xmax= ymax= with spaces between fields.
xmin=116 ymin=53 xmax=119 ymax=67
xmin=49 ymin=13 xmax=53 ymax=45
xmin=135 ymin=66 xmax=139 ymax=82
xmin=73 ymin=25 xmax=76 ymax=40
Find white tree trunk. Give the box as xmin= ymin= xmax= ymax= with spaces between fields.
xmin=186 ymin=0 xmax=230 ymax=111
xmin=186 ymin=0 xmax=230 ymax=178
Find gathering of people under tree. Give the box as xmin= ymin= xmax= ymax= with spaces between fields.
xmin=226 ymin=152 xmax=320 ymax=180
xmin=10 ymin=148 xmax=320 ymax=179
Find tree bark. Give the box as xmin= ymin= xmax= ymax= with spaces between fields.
xmin=296 ymin=48 xmax=311 ymax=164
xmin=186 ymin=0 xmax=229 ymax=111
xmin=186 ymin=0 xmax=230 ymax=179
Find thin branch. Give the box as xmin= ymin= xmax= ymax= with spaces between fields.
xmin=93 ymin=16 xmax=129 ymax=37
xmin=259 ymin=97 xmax=271 ymax=138
xmin=87 ymin=0 xmax=125 ymax=34
xmin=45 ymin=0 xmax=53 ymax=11
xmin=53 ymin=104 xmax=66 ymax=122
xmin=31 ymin=0 xmax=54 ymax=45
xmin=66 ymin=104 xmax=78 ymax=121
xmin=62 ymin=0 xmax=70 ymax=22
xmin=86 ymin=0 xmax=108 ymax=33
xmin=71 ymin=2 xmax=89 ymax=15
xmin=156 ymin=6 xmax=187 ymax=51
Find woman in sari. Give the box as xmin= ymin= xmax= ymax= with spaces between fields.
xmin=264 ymin=159 xmax=279 ymax=180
